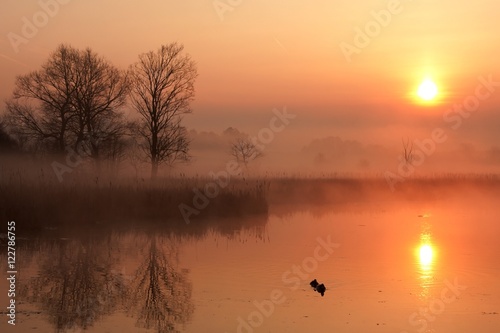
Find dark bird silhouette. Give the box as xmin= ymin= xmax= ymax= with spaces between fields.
xmin=316 ymin=283 xmax=326 ymax=296
xmin=310 ymin=279 xmax=327 ymax=296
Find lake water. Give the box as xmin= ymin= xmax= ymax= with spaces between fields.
xmin=1 ymin=190 xmax=499 ymax=332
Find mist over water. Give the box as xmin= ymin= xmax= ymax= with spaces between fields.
xmin=1 ymin=1 xmax=500 ymax=332
xmin=1 ymin=167 xmax=499 ymax=332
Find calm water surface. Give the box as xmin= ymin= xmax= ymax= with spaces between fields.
xmin=1 ymin=195 xmax=499 ymax=332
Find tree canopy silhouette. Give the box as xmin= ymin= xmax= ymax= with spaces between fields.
xmin=230 ymin=136 xmax=263 ymax=170
xmin=5 ymin=44 xmax=129 ymax=163
xmin=130 ymin=43 xmax=197 ymax=178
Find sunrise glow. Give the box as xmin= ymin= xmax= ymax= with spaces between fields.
xmin=417 ymin=79 xmax=438 ymax=101
xmin=1 ymin=2 xmax=499 ymax=332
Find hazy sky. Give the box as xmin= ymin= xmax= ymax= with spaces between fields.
xmin=1 ymin=0 xmax=499 ymax=172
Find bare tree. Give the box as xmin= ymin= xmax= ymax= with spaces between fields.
xmin=230 ymin=137 xmax=263 ymax=169
xmin=5 ymin=45 xmax=79 ymax=152
xmin=402 ymin=137 xmax=414 ymax=165
xmin=4 ymin=44 xmax=129 ymax=166
xmin=129 ymin=43 xmax=197 ymax=179
xmin=69 ymin=47 xmax=130 ymax=164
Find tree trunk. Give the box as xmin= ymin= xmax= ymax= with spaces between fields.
xmin=151 ymin=161 xmax=158 ymax=179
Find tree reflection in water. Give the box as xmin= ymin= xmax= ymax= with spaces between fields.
xmin=27 ymin=237 xmax=123 ymax=332
xmin=126 ymin=234 xmax=194 ymax=333
xmin=17 ymin=215 xmax=272 ymax=333
xmin=21 ymin=233 xmax=194 ymax=333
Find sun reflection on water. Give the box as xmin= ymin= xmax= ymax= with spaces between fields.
xmin=416 ymin=220 xmax=436 ymax=299
xmin=419 ymin=244 xmax=433 ymax=266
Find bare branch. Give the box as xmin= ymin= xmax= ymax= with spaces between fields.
xmin=129 ymin=43 xmax=198 ymax=178
xmin=4 ymin=44 xmax=129 ymax=167
xmin=230 ymin=137 xmax=263 ymax=169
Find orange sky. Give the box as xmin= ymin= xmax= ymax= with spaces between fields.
xmin=1 ymin=0 xmax=499 ymax=173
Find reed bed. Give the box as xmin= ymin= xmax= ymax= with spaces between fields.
xmin=1 ymin=158 xmax=499 ymax=235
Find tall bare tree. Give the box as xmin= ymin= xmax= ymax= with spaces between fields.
xmin=69 ymin=47 xmax=130 ymax=162
xmin=4 ymin=44 xmax=129 ymax=165
xmin=5 ymin=45 xmax=79 ymax=152
xmin=130 ymin=43 xmax=197 ymax=178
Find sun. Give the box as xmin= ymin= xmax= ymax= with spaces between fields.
xmin=417 ymin=79 xmax=438 ymax=101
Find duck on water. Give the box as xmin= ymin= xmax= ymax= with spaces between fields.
xmin=310 ymin=279 xmax=326 ymax=296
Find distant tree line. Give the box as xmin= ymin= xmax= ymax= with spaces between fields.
xmin=2 ymin=43 xmax=198 ymax=178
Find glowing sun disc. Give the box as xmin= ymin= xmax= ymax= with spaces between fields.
xmin=417 ymin=79 xmax=438 ymax=101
